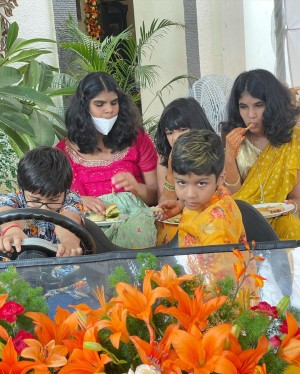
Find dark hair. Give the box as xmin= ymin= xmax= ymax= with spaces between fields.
xmin=154 ymin=97 xmax=214 ymax=166
xmin=65 ymin=71 xmax=143 ymax=153
xmin=172 ymin=129 xmax=224 ymax=178
xmin=221 ymin=69 xmax=300 ymax=146
xmin=17 ymin=147 xmax=73 ymax=197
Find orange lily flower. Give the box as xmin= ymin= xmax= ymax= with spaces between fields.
xmin=234 ymin=261 xmax=245 ymax=282
xmin=233 ymin=249 xmax=246 ymax=263
xmin=71 ymin=286 xmax=111 ymax=326
xmin=222 ymin=334 xmax=269 ymax=373
xmin=59 ymin=327 xmax=111 ymax=374
xmin=170 ymin=323 xmax=235 ymax=374
xmin=0 ymin=337 xmax=45 ymax=374
xmin=130 ymin=324 xmax=180 ymax=373
xmin=96 ymin=304 xmax=130 ymax=349
xmin=155 ymin=285 xmax=227 ymax=331
xmin=59 ymin=349 xmax=111 ymax=373
xmin=248 ymin=274 xmax=266 ymax=288
xmin=21 ymin=339 xmax=68 ymax=369
xmin=151 ymin=264 xmax=195 ymax=289
xmin=278 ymin=311 xmax=300 ymax=364
xmin=25 ymin=306 xmax=79 ymax=350
xmin=112 ymin=270 xmax=171 ymax=339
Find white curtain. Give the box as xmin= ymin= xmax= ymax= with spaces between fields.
xmin=285 ymin=0 xmax=300 ymax=86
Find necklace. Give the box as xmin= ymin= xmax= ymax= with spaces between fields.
xmin=250 ymin=134 xmax=277 ymax=204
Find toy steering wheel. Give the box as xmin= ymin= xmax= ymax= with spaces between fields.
xmin=0 ymin=208 xmax=96 ymax=259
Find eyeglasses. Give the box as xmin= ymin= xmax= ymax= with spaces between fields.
xmin=23 ymin=191 xmax=66 ymax=212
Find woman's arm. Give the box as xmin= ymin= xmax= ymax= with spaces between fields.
xmin=157 ymin=155 xmax=177 ymax=203
xmin=112 ymin=169 xmax=158 ymax=206
xmin=223 ymin=128 xmax=247 ymax=193
xmin=287 ymin=170 xmax=300 ymax=213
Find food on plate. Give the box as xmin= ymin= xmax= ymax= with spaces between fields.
xmin=166 ymin=214 xmax=181 ymax=224
xmin=105 ymin=204 xmax=120 ymax=222
xmin=150 ymin=206 xmax=164 ymax=213
xmin=256 ymin=204 xmax=285 ymax=216
xmin=88 ymin=212 xmax=105 ymax=222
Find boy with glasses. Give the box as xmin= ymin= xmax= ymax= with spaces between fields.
xmin=0 ymin=147 xmax=84 ymax=257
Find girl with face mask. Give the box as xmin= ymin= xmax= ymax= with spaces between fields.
xmin=56 ymin=72 xmax=158 ymax=249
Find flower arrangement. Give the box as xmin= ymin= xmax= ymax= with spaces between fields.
xmin=0 ymin=248 xmax=299 ymax=373
xmin=84 ymin=0 xmax=101 ymax=39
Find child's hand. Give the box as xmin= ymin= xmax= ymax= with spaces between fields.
xmin=82 ymin=196 xmax=106 ymax=214
xmin=0 ymin=228 xmax=27 ymax=254
xmin=112 ymin=172 xmax=138 ymax=194
xmin=155 ymin=200 xmax=184 ymax=221
xmin=56 ymin=244 xmax=82 ymax=257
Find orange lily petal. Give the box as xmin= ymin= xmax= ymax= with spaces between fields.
xmin=234 ymin=262 xmax=245 ymax=282
xmin=0 ymin=294 xmax=8 ymax=309
xmin=233 ymin=249 xmax=245 ymax=263
xmin=22 ymin=339 xmax=68 ymax=367
xmin=0 ymin=337 xmax=45 ymax=374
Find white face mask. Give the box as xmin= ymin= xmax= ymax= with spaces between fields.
xmin=91 ymin=115 xmax=118 ymax=135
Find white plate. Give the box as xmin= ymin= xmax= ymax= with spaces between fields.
xmin=252 ymin=203 xmax=294 ymax=219
xmin=88 ymin=214 xmax=128 ymax=227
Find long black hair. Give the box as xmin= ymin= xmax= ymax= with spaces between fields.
xmin=221 ymin=69 xmax=300 ymax=146
xmin=65 ymin=71 xmax=143 ymax=153
xmin=154 ymin=97 xmax=214 ymax=167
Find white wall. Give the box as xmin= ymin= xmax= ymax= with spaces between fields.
xmin=196 ymin=0 xmax=246 ymax=80
xmin=11 ymin=0 xmax=59 ymax=68
xmin=243 ymin=0 xmax=276 ymax=73
xmin=133 ymin=0 xmax=188 ymax=121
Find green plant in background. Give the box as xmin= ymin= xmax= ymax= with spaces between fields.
xmin=0 ymin=132 xmax=18 ymax=193
xmin=0 ymin=266 xmax=48 ymax=333
xmin=0 ymin=21 xmax=67 ymax=156
xmin=57 ymin=16 xmax=189 ymax=133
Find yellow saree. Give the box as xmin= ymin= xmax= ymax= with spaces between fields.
xmin=234 ymin=126 xmax=300 ymax=239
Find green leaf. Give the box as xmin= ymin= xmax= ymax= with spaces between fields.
xmin=0 ymin=93 xmax=22 ymax=110
xmin=5 ymin=22 xmax=19 ymax=51
xmin=11 ymin=37 xmax=56 ymax=51
xmin=0 ymin=112 xmax=34 ymax=136
xmin=42 ymin=109 xmax=66 ymax=130
xmin=28 ymin=109 xmax=55 ymax=146
xmin=47 ymin=85 xmax=77 ymax=97
xmin=23 ymin=61 xmax=54 ymax=92
xmin=0 ymin=86 xmax=54 ymax=106
xmin=22 ymin=60 xmax=41 ymax=89
xmin=0 ymin=66 xmax=22 ymax=87
xmin=0 ymin=122 xmax=31 ymax=154
xmin=38 ymin=62 xmax=55 ymax=92
xmin=4 ymin=49 xmax=52 ymax=65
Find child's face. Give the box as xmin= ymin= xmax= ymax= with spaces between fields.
xmin=165 ymin=127 xmax=190 ymax=148
xmin=23 ymin=190 xmax=65 ymax=212
xmin=174 ymin=172 xmax=224 ymax=210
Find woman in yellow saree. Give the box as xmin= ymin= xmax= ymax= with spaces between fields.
xmin=221 ymin=69 xmax=300 ymax=239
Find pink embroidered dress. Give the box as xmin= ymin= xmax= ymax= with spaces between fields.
xmin=56 ymin=130 xmax=157 ymax=197
xmin=56 ymin=130 xmax=158 ymax=249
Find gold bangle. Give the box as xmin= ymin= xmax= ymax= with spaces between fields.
xmin=224 ymin=176 xmax=241 ymax=187
xmin=164 ymin=178 xmax=175 ymax=192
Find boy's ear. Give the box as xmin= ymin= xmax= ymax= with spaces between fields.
xmin=217 ymin=170 xmax=225 ymax=186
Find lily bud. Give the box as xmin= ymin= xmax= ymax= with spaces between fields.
xmin=276 ymin=296 xmax=290 ymax=317
xmin=231 ymin=324 xmax=242 ymax=338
